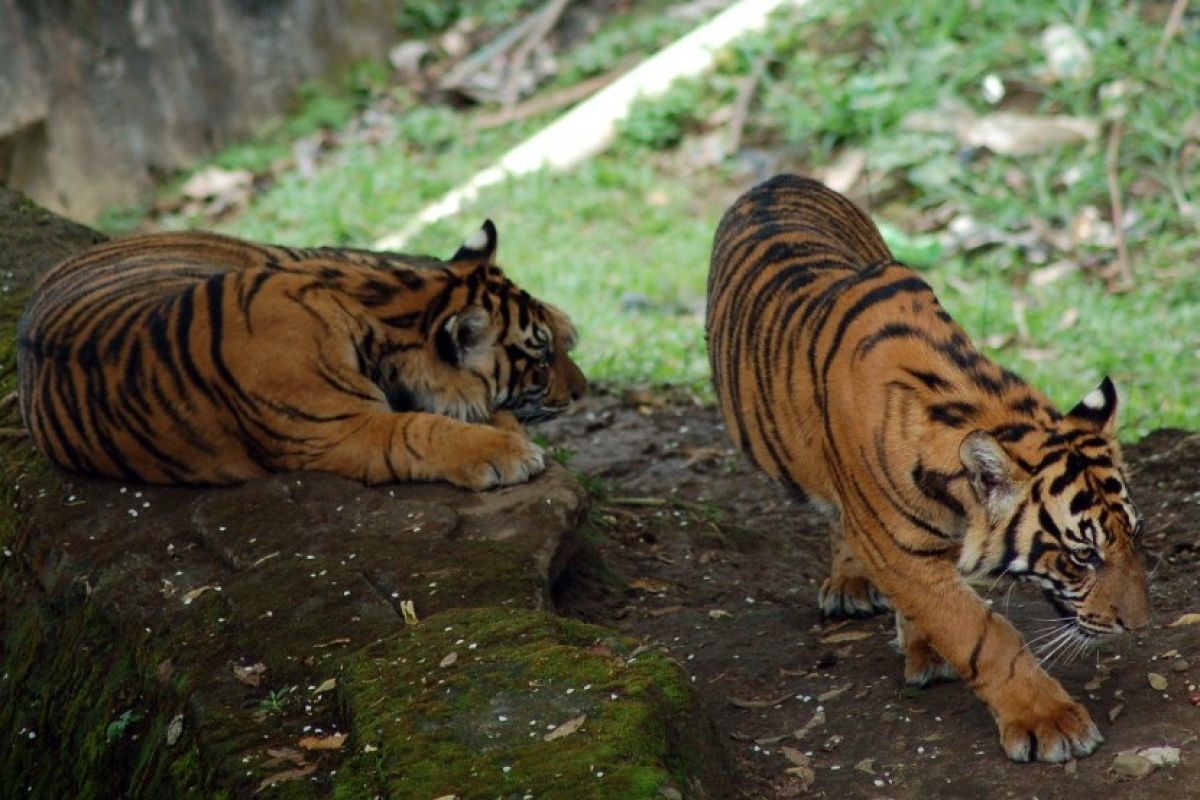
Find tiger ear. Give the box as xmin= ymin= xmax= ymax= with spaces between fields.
xmin=1066 ymin=376 xmax=1119 ymax=435
xmin=435 ymin=306 xmax=493 ymax=366
xmin=960 ymin=431 xmax=1022 ymax=525
xmin=450 ymin=219 xmax=498 ymax=267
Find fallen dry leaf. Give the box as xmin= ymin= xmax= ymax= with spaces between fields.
xmin=181 ymin=585 xmax=218 ymax=605
xmin=729 ymin=693 xmax=793 ymax=710
xmin=816 ymin=684 xmax=851 ymax=702
xmin=1148 ymin=673 xmax=1169 ymax=691
xmin=780 ymin=746 xmax=809 ymax=767
xmin=854 ymin=757 xmax=876 ymax=775
xmin=818 ymin=148 xmax=866 ymax=194
xmin=400 ymin=600 xmax=420 ymax=625
xmin=165 ymin=714 xmax=184 ymax=747
xmin=232 ymin=662 xmax=268 ymax=687
xmin=785 ymin=763 xmax=816 ymax=791
xmin=298 ymin=733 xmax=347 ymax=751
xmin=629 ymin=577 xmax=672 ymax=594
xmin=794 ymin=709 xmax=826 ymax=741
xmin=819 ymin=631 xmax=872 ymax=644
xmin=1108 ymin=703 xmax=1125 ymax=722
xmin=256 ymin=764 xmax=317 ymax=793
xmin=181 ymin=166 xmax=252 ymax=201
xmin=958 ymin=112 xmax=1100 ymax=156
xmin=707 ymin=609 xmax=733 ymax=620
xmin=439 ymin=652 xmax=458 ymax=669
xmin=1030 ymin=261 xmax=1079 ymax=287
xmin=544 ymin=714 xmax=587 ymax=742
xmin=312 ymin=677 xmax=337 ymax=695
xmin=1138 ymin=746 xmax=1181 ymax=767
xmin=312 ymin=637 xmax=352 ymax=649
xmin=1167 ymin=612 xmax=1200 ymax=627
xmin=263 ymin=747 xmax=308 ymax=768
xmin=1110 ymin=751 xmax=1155 ymax=779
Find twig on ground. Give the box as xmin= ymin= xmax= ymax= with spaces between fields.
xmin=437 ymin=10 xmax=545 ymax=93
xmin=0 ymin=391 xmax=17 ymax=418
xmin=1152 ymin=0 xmax=1189 ymax=68
xmin=725 ymin=56 xmax=767 ymax=155
xmin=473 ymin=71 xmax=622 ymax=130
xmin=1104 ymin=120 xmax=1134 ymax=293
xmin=1 ymin=428 xmax=28 ymax=440
xmin=501 ymin=0 xmax=570 ymax=109
xmin=609 ymin=496 xmax=669 ymax=507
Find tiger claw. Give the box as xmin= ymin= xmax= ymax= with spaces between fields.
xmin=818 ymin=575 xmax=892 ymax=619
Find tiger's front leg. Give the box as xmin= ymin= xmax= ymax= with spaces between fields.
xmin=287 ymin=410 xmax=545 ymax=490
xmin=849 ymin=524 xmax=1102 ymax=763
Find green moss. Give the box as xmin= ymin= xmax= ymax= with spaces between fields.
xmin=0 ymin=566 xmax=207 ymax=800
xmin=336 ymin=608 xmax=726 ymax=798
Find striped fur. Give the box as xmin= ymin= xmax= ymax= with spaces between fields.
xmin=17 ymin=221 xmax=586 ymax=489
xmin=707 ymin=175 xmax=1149 ymax=763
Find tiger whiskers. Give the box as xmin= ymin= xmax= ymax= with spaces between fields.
xmin=1030 ymin=623 xmax=1096 ymax=671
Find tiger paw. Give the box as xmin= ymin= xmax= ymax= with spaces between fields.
xmin=445 ymin=428 xmax=545 ymax=490
xmin=818 ymin=575 xmax=891 ymax=619
xmin=998 ymin=699 xmax=1102 ymax=763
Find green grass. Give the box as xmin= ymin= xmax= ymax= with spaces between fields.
xmin=128 ymin=0 xmax=1196 ymax=439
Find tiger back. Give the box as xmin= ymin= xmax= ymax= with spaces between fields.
xmin=706 ymin=174 xmax=1149 ymax=763
xmin=17 ymin=221 xmax=586 ymax=489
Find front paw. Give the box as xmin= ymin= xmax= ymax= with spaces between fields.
xmin=446 ymin=428 xmax=545 ymax=490
xmin=818 ymin=575 xmax=892 ymax=619
xmin=998 ymin=699 xmax=1102 ymax=762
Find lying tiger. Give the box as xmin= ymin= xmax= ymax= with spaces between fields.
xmin=17 ymin=221 xmax=586 ymax=489
xmin=707 ymin=175 xmax=1150 ymax=763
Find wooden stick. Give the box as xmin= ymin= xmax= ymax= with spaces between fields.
xmin=501 ymin=0 xmax=570 ymax=109
xmin=1152 ymin=0 xmax=1189 ymax=68
xmin=1104 ymin=120 xmax=1134 ymax=293
xmin=473 ymin=71 xmax=622 ymax=130
xmin=725 ymin=56 xmax=767 ymax=155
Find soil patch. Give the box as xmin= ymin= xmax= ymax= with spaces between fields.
xmin=543 ymin=389 xmax=1200 ymax=799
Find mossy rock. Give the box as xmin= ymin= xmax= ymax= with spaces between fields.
xmin=0 ymin=191 xmax=732 ymax=797
xmin=335 ymin=608 xmax=729 ymax=798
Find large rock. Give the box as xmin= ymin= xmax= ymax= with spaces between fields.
xmin=0 ymin=193 xmax=732 ymax=798
xmin=0 ymin=1 xmax=398 ymax=221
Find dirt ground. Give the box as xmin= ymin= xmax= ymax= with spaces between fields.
xmin=541 ymin=388 xmax=1200 ymax=800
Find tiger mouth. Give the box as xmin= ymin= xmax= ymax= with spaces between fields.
xmin=512 ymin=404 xmax=568 ymax=424
xmin=1042 ymin=591 xmax=1119 ymax=637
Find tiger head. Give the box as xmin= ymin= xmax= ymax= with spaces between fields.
xmin=382 ymin=220 xmax=586 ymax=425
xmin=958 ymin=377 xmax=1150 ymax=643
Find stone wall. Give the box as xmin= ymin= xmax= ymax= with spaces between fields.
xmin=0 ymin=0 xmax=400 ymax=222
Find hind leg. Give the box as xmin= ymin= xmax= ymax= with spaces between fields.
xmin=818 ymin=517 xmax=892 ymax=618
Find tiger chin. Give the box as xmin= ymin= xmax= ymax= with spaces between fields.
xmin=707 ymin=174 xmax=1150 ymax=764
xmin=17 ymin=220 xmax=586 ymax=490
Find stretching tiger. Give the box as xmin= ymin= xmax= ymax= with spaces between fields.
xmin=17 ymin=221 xmax=586 ymax=489
xmin=707 ymin=175 xmax=1149 ymax=763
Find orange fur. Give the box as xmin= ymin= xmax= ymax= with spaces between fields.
xmin=18 ymin=222 xmax=586 ymax=489
xmin=707 ymin=175 xmax=1149 ymax=763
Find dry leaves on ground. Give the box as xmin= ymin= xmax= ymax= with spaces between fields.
xmin=298 ymin=733 xmax=347 ymax=751
xmin=544 ymin=714 xmax=587 ymax=741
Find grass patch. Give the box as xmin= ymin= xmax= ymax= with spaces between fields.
xmin=128 ymin=0 xmax=1194 ymax=438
